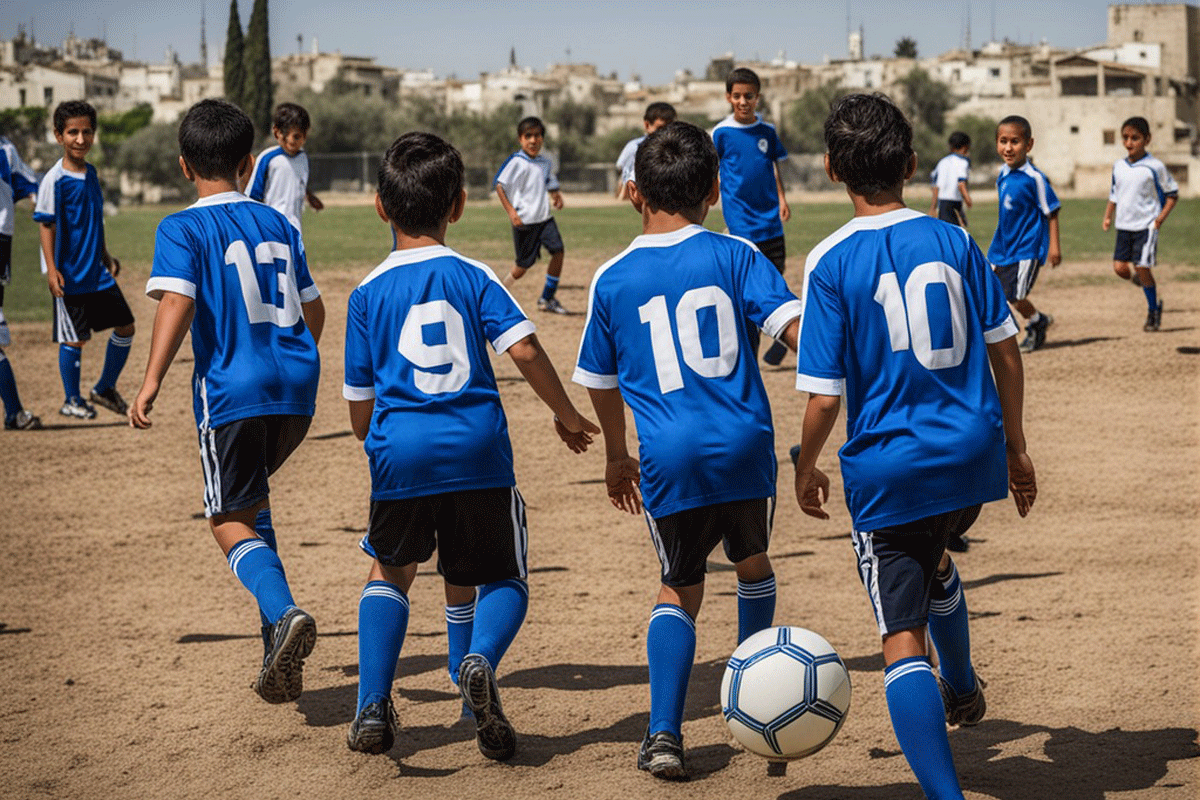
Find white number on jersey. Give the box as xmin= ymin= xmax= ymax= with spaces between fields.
xmin=638 ymin=286 xmax=739 ymax=394
xmin=226 ymin=240 xmax=301 ymax=327
xmin=398 ymin=300 xmax=470 ymax=395
xmin=873 ymin=261 xmax=967 ymax=370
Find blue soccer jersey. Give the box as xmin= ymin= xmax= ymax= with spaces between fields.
xmin=343 ymin=245 xmax=535 ymax=501
xmin=711 ymin=114 xmax=788 ymax=243
xmin=147 ymin=192 xmax=321 ymax=430
xmin=33 ymin=158 xmax=113 ymax=294
xmin=987 ymin=160 xmax=1060 ymax=265
xmin=573 ymin=225 xmax=801 ymax=518
xmin=0 ymin=136 xmax=38 ymax=237
xmin=796 ymin=209 xmax=1019 ymax=531
xmin=247 ymin=146 xmax=309 ymax=232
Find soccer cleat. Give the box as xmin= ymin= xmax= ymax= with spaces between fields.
xmin=347 ymin=697 xmax=399 ymax=754
xmin=937 ymin=671 xmax=987 ymax=727
xmin=59 ymin=397 xmax=97 ymax=420
xmin=1019 ymin=314 xmax=1053 ymax=353
xmin=89 ymin=386 xmax=128 ymax=415
xmin=637 ymin=729 xmax=687 ymax=780
xmin=1144 ymin=300 xmax=1163 ymax=332
xmin=762 ymin=340 xmax=788 ymax=366
xmin=4 ymin=409 xmax=43 ymax=430
xmin=254 ymin=606 xmax=317 ymax=704
xmin=946 ymin=533 xmax=969 ymax=553
xmin=537 ymin=296 xmax=569 ymax=315
xmin=458 ymin=654 xmax=516 ymax=760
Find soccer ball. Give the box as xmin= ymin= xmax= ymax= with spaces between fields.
xmin=720 ymin=626 xmax=852 ymax=760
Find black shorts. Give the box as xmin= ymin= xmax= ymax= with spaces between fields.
xmin=53 ymin=284 xmax=135 ymax=343
xmin=992 ymin=259 xmax=1042 ymax=303
xmin=646 ymin=496 xmax=774 ymax=587
xmin=512 ymin=218 xmax=564 ymax=269
xmin=1113 ymin=228 xmax=1157 ymax=267
xmin=361 ymin=486 xmax=528 ymax=587
xmin=936 ymin=200 xmax=967 ymax=227
xmin=754 ymin=236 xmax=787 ymax=274
xmin=850 ymin=505 xmax=981 ymax=636
xmin=0 ymin=233 xmax=11 ymax=286
xmin=199 ymin=414 xmax=311 ymax=517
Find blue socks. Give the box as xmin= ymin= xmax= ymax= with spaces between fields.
xmin=227 ymin=537 xmax=295 ymax=625
xmin=0 ymin=352 xmax=22 ymax=420
xmin=884 ymin=657 xmax=964 ymax=800
xmin=356 ymin=580 xmax=410 ymax=713
xmin=254 ymin=508 xmax=282 ymax=651
xmin=541 ymin=275 xmax=559 ymax=301
xmin=928 ymin=559 xmax=975 ymax=696
xmin=647 ymin=603 xmax=696 ymax=738
xmin=1143 ymin=284 xmax=1158 ymax=311
xmin=445 ymin=595 xmax=477 ymax=685
xmin=468 ymin=579 xmax=528 ymax=672
xmin=59 ymin=344 xmax=82 ymax=401
xmin=736 ymin=574 xmax=776 ymax=644
xmin=94 ymin=332 xmax=132 ymax=393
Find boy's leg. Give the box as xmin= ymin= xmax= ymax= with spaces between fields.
xmin=756 ymin=236 xmax=789 ymax=365
xmin=734 ymin=554 xmax=776 ymax=644
xmin=727 ymin=497 xmax=777 ymax=643
xmin=0 ymin=349 xmax=38 ymax=429
xmin=89 ymin=287 xmax=136 ymax=413
xmin=640 ymin=585 xmax=698 ymax=781
xmin=254 ymin=506 xmax=282 ymax=654
xmin=537 ymin=221 xmax=569 ymax=313
xmin=928 ymin=554 xmax=976 ymax=697
xmin=348 ymin=559 xmax=416 ymax=754
xmin=444 ymin=582 xmax=477 ymax=688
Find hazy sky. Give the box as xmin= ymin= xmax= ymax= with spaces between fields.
xmin=5 ymin=0 xmax=1112 ymax=85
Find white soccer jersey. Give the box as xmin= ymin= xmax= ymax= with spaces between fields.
xmin=0 ymin=136 xmax=38 ymax=237
xmin=1110 ymin=153 xmax=1178 ymax=231
xmin=493 ymin=151 xmax=559 ymax=225
xmin=931 ymin=153 xmax=970 ymax=202
xmin=616 ymin=136 xmax=643 ymax=186
xmin=247 ymin=146 xmax=309 ymax=232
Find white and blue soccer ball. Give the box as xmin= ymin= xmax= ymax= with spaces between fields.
xmin=720 ymin=626 xmax=852 ymax=760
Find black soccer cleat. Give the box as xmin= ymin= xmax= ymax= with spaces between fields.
xmin=1020 ymin=314 xmax=1053 ymax=353
xmin=637 ymin=728 xmax=687 ymax=780
xmin=937 ymin=671 xmax=987 ymax=727
xmin=946 ymin=533 xmax=970 ymax=553
xmin=347 ymin=697 xmax=399 ymax=754
xmin=254 ymin=606 xmax=316 ymax=704
xmin=89 ymin=386 xmax=128 ymax=415
xmin=1144 ymin=300 xmax=1163 ymax=332
xmin=458 ymin=654 xmax=516 ymax=760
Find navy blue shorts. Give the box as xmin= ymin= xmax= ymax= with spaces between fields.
xmin=754 ymin=236 xmax=787 ymax=274
xmin=937 ymin=200 xmax=967 ymax=227
xmin=0 ymin=233 xmax=11 ymax=286
xmin=53 ymin=284 xmax=134 ymax=343
xmin=646 ymin=496 xmax=775 ymax=587
xmin=851 ymin=505 xmax=981 ymax=636
xmin=199 ymin=414 xmax=311 ymax=517
xmin=1114 ymin=228 xmax=1157 ymax=267
xmin=512 ymin=218 xmax=564 ymax=269
xmin=992 ymin=259 xmax=1042 ymax=303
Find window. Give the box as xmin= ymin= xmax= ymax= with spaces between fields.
xmin=43 ymin=86 xmax=53 ymax=105
xmin=1103 ymin=129 xmax=1116 ymax=145
xmin=989 ymin=67 xmax=1001 ymax=78
xmin=1070 ymin=126 xmax=1079 ymax=134
xmin=18 ymin=88 xmax=25 ymax=106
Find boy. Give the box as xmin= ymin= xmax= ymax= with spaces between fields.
xmin=0 ymin=133 xmax=42 ymax=430
xmin=793 ymin=93 xmax=1037 ymax=800
xmin=615 ymin=102 xmax=676 ymax=201
xmin=929 ymin=131 xmax=972 ymax=227
xmin=711 ymin=67 xmax=791 ymax=366
xmin=573 ymin=121 xmax=801 ymax=780
xmin=129 ymin=99 xmax=324 ymax=707
xmin=247 ymin=102 xmax=323 ymax=233
xmin=35 ymin=101 xmax=135 ymax=419
xmin=988 ymin=115 xmax=1061 ymax=353
xmin=343 ymin=131 xmax=597 ymax=760
xmin=494 ymin=116 xmax=568 ymax=314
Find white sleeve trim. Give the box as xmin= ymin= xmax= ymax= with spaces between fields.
xmin=342 ymin=384 xmax=376 ymax=401
xmin=145 ymin=276 xmax=196 ymax=300
xmin=491 ymin=319 xmax=536 ymax=354
xmin=762 ymin=299 xmax=802 ymax=339
xmin=983 ymin=316 xmax=1020 ymax=343
xmin=795 ymin=374 xmax=844 ymax=396
xmin=572 ymin=367 xmax=619 ymax=390
xmin=298 ymin=285 xmax=321 ymax=303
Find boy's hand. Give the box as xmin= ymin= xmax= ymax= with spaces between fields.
xmin=103 ymin=253 xmax=121 ymax=278
xmin=551 ymin=190 xmax=564 ymax=210
xmin=795 ymin=466 xmax=830 ymax=519
xmin=605 ymin=456 xmax=642 ymax=515
xmin=1007 ymin=451 xmax=1037 ymax=517
xmin=1048 ymin=247 xmax=1061 ymax=267
xmin=554 ymin=412 xmax=600 ymax=454
xmin=307 ymin=192 xmax=324 ymax=211
xmin=128 ymin=384 xmax=159 ymax=429
xmin=508 ymin=211 xmax=524 ymax=227
xmin=779 ymin=198 xmax=791 ymax=223
xmin=1102 ymin=216 xmax=1112 ymax=231
xmin=47 ymin=268 xmax=65 ymax=298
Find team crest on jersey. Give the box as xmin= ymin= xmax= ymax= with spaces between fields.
xmin=758 ymin=138 xmax=769 ymax=153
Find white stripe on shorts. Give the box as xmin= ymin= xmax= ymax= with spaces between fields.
xmin=510 ymin=487 xmax=529 ymax=579
xmin=644 ymin=511 xmax=669 ymax=575
xmin=1138 ymin=226 xmax=1158 ymax=268
xmin=1014 ymin=258 xmax=1037 ymax=301
xmin=198 ymin=378 xmax=222 ymax=517
xmin=54 ymin=296 xmax=79 ymax=343
xmin=851 ymin=529 xmax=889 ymax=636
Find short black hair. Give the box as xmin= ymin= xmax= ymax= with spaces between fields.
xmin=997 ymin=115 xmax=1032 ymax=140
xmin=644 ymin=102 xmax=676 ymax=124
xmin=948 ymin=131 xmax=971 ymax=150
xmin=376 ymin=131 xmax=464 ymax=236
xmin=633 ymin=121 xmax=718 ymax=214
xmin=517 ymin=116 xmax=545 ymax=137
xmin=54 ymin=100 xmax=96 ymax=133
xmin=1121 ymin=116 xmax=1150 ymax=138
xmin=178 ymin=99 xmax=256 ymax=181
xmin=272 ymin=102 xmax=310 ymax=134
xmin=725 ymin=67 xmax=760 ymax=93
xmin=824 ymin=93 xmax=914 ymax=197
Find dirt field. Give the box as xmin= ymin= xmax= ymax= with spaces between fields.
xmin=1 ymin=243 xmax=1197 ymax=799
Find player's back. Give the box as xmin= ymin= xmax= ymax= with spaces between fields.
xmin=147 ymin=192 xmax=320 ymax=430
xmin=344 ymin=245 xmax=533 ymax=500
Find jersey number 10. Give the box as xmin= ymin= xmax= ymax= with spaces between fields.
xmin=873 ymin=261 xmax=967 ymax=370
xmin=639 ymin=285 xmax=738 ymax=394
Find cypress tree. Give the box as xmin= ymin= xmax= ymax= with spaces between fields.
xmin=243 ymin=0 xmax=273 ymax=138
xmin=222 ymin=0 xmax=245 ymax=110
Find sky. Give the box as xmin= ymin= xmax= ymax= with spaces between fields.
xmin=4 ymin=0 xmax=1113 ymax=85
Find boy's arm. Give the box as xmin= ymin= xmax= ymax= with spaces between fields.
xmin=506 ymin=333 xmax=599 ymax=452
xmin=959 ymin=179 xmax=972 ymax=208
xmin=986 ymin=336 xmax=1036 ymax=516
xmin=495 ymin=184 xmax=522 ymax=227
xmin=40 ymin=223 xmax=63 ymax=297
xmin=348 ymin=399 xmax=374 ymax=441
xmin=1156 ymin=195 xmax=1178 ymax=229
xmin=793 ymin=393 xmax=838 ymax=519
xmin=1102 ymin=200 xmax=1116 ymax=231
xmin=302 ymin=296 xmax=325 ymax=346
xmin=306 ymin=189 xmax=324 ymax=211
xmin=550 ymin=189 xmax=564 ymax=210
xmin=781 ymin=317 xmax=800 ymax=352
xmin=774 ymin=163 xmax=790 ymax=222
xmin=129 ymin=291 xmax=195 ymax=429
xmin=929 ymin=185 xmax=940 ymax=215
xmin=586 ymin=386 xmax=642 ymax=514
xmin=1047 ymin=209 xmax=1061 ymax=266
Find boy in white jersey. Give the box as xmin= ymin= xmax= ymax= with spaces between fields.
xmin=573 ymin=121 xmax=801 ymax=780
xmin=130 ymin=99 xmax=325 ymax=707
xmin=1101 ymin=116 xmax=1178 ymax=331
xmin=615 ymin=102 xmax=676 ymax=201
xmin=793 ymin=93 xmax=1037 ymax=800
xmin=342 ymin=131 xmax=597 ymax=759
xmin=928 ymin=131 xmax=972 ymax=227
xmin=0 ymin=133 xmax=42 ymax=430
xmin=247 ymin=103 xmax=323 ymax=233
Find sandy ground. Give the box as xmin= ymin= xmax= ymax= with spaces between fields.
xmin=1 ymin=246 xmax=1197 ymax=800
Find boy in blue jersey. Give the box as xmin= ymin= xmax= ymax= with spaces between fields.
xmin=247 ymin=103 xmax=323 ymax=233
xmin=343 ymin=131 xmax=597 ymax=759
xmin=988 ymin=115 xmax=1061 ymax=353
xmin=494 ymin=117 xmax=569 ymax=314
xmin=0 ymin=134 xmax=42 ymax=430
xmin=129 ymin=99 xmax=325 ymax=707
xmin=573 ymin=121 xmax=801 ymax=780
xmin=35 ymin=101 xmax=135 ymax=420
xmin=615 ymin=102 xmax=676 ymax=201
xmin=793 ymin=93 xmax=1037 ymax=800
xmin=712 ymin=67 xmax=792 ymax=366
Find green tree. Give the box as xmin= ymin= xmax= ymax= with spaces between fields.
xmin=894 ymin=37 xmax=918 ymax=58
xmin=98 ymin=103 xmax=154 ymax=146
xmin=785 ymin=81 xmax=850 ymax=154
xmin=223 ymin=0 xmax=245 ymax=110
xmin=113 ymin=123 xmax=195 ymax=199
xmin=947 ymin=114 xmax=1000 ymax=166
xmin=0 ymin=106 xmax=48 ymax=151
xmin=243 ymin=0 xmax=273 ymax=138
xmin=896 ymin=68 xmax=955 ymax=176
